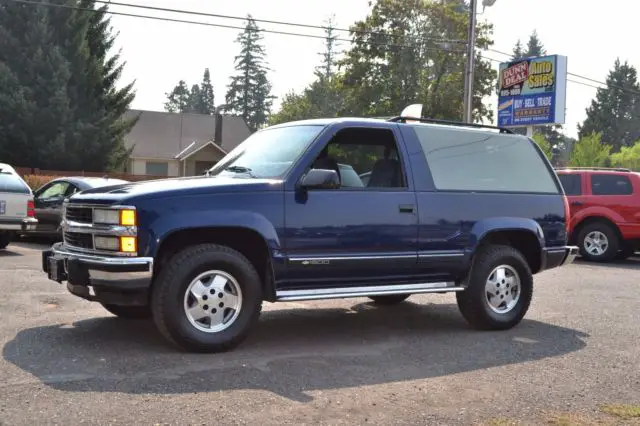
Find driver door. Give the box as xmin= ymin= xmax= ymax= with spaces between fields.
xmin=34 ymin=180 xmax=71 ymax=232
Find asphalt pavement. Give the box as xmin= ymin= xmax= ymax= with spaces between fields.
xmin=1 ymin=240 xmax=639 ymax=425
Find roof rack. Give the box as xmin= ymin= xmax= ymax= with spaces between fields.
xmin=387 ymin=116 xmax=514 ymax=134
xmin=555 ymin=167 xmax=632 ymax=172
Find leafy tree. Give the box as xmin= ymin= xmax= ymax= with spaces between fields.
xmin=525 ymin=30 xmax=546 ymax=57
xmin=337 ymin=0 xmax=497 ymax=122
xmin=164 ymin=80 xmax=191 ymax=113
xmin=610 ymin=140 xmax=640 ymax=171
xmin=532 ymin=133 xmax=552 ymax=159
xmin=225 ymin=15 xmax=274 ymax=132
xmin=568 ymin=132 xmax=612 ymax=167
xmin=578 ymin=58 xmax=640 ymax=153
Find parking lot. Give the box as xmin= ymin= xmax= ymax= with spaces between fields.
xmin=0 ymin=241 xmax=639 ymax=425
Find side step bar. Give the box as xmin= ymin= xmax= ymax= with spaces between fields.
xmin=276 ymin=282 xmax=464 ymax=302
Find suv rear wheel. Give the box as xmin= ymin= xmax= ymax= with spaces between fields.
xmin=456 ymin=244 xmax=533 ymax=331
xmin=151 ymin=243 xmax=263 ymax=353
xmin=576 ymin=222 xmax=620 ymax=262
xmin=0 ymin=232 xmax=11 ymax=250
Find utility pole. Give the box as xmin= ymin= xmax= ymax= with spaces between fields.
xmin=462 ymin=0 xmax=477 ymax=124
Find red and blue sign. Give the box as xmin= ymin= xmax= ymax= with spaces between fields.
xmin=497 ymin=55 xmax=567 ymax=128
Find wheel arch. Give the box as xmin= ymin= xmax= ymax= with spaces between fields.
xmin=570 ymin=215 xmax=623 ymax=246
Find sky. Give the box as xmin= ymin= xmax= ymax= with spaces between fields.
xmin=108 ymin=0 xmax=639 ymax=140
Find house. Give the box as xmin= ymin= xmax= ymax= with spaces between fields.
xmin=122 ymin=109 xmax=251 ymax=177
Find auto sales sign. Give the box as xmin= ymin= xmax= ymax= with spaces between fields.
xmin=497 ymin=54 xmax=567 ymax=128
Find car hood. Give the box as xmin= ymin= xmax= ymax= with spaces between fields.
xmin=68 ymin=175 xmax=284 ymax=204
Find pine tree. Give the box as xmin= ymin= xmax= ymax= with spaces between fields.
xmin=526 ymin=30 xmax=546 ymax=57
xmin=512 ymin=39 xmax=524 ymax=60
xmin=225 ymin=15 xmax=274 ymax=132
xmin=187 ymin=84 xmax=201 ymax=113
xmin=578 ymin=58 xmax=640 ymax=152
xmin=315 ymin=15 xmax=339 ymax=80
xmin=199 ymin=68 xmax=215 ymax=114
xmin=164 ymin=80 xmax=191 ymax=113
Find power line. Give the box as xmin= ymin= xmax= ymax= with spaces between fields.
xmin=4 ymin=0 xmax=466 ymax=54
xmin=92 ymin=0 xmax=467 ymax=47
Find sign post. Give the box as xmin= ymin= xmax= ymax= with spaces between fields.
xmin=497 ymin=54 xmax=568 ymax=133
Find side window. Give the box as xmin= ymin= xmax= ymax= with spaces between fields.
xmin=65 ymin=184 xmax=80 ymax=197
xmin=591 ymin=174 xmax=633 ymax=195
xmin=38 ymin=182 xmax=70 ymax=200
xmin=311 ymin=127 xmax=407 ymax=189
xmin=411 ymin=125 xmax=559 ymax=193
xmin=558 ymin=174 xmax=582 ymax=196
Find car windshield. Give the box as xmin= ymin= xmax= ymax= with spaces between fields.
xmin=208 ymin=125 xmax=325 ymax=179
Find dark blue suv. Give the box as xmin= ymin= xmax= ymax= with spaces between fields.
xmin=42 ymin=107 xmax=578 ymax=352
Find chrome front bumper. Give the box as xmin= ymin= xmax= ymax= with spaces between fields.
xmin=42 ymin=242 xmax=153 ymax=305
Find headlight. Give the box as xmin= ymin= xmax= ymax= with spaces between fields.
xmin=94 ymin=208 xmax=136 ymax=226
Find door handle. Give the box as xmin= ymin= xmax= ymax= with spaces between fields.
xmin=399 ymin=204 xmax=415 ymax=214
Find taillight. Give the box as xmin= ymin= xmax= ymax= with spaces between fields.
xmin=27 ymin=199 xmax=35 ymax=218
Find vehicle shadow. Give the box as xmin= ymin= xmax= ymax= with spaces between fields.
xmin=0 ymin=249 xmax=22 ymax=257
xmin=574 ymin=256 xmax=640 ymax=270
xmin=3 ymin=301 xmax=588 ymax=402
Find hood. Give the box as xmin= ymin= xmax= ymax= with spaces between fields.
xmin=68 ymin=175 xmax=284 ymax=204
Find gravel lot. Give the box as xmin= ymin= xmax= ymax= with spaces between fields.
xmin=1 ymin=240 xmax=639 ymax=425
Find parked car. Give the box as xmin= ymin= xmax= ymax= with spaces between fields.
xmin=41 ymin=104 xmax=578 ymax=353
xmin=0 ymin=163 xmax=37 ymax=249
xmin=556 ymin=167 xmax=640 ymax=262
xmin=28 ymin=176 xmax=129 ymax=237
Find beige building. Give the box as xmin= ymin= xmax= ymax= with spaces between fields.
xmin=122 ymin=109 xmax=251 ymax=177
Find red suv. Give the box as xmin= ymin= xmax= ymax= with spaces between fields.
xmin=555 ymin=167 xmax=640 ymax=262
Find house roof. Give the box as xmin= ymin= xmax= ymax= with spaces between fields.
xmin=123 ymin=109 xmax=251 ymax=160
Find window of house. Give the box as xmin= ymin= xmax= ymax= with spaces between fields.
xmin=590 ymin=174 xmax=633 ymax=195
xmin=558 ymin=174 xmax=582 ymax=196
xmin=411 ymin=125 xmax=559 ymax=194
xmin=145 ymin=161 xmax=169 ymax=176
xmin=312 ymin=127 xmax=407 ymax=189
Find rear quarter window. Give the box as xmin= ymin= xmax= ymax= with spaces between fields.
xmin=0 ymin=172 xmax=30 ymax=194
xmin=590 ymin=174 xmax=633 ymax=195
xmin=411 ymin=125 xmax=559 ymax=194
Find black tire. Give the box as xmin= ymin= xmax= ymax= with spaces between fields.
xmin=0 ymin=232 xmax=11 ymax=249
xmin=456 ymin=244 xmax=533 ymax=331
xmin=151 ymin=244 xmax=263 ymax=353
xmin=615 ymin=245 xmax=636 ymax=260
xmin=576 ymin=222 xmax=620 ymax=263
xmin=369 ymin=294 xmax=410 ymax=305
xmin=101 ymin=303 xmax=152 ymax=319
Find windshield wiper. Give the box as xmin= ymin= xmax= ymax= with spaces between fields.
xmin=223 ymin=165 xmax=256 ymax=177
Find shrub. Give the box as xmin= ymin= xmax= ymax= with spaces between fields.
xmin=22 ymin=175 xmax=57 ymax=192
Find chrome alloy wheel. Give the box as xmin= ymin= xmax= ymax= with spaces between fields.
xmin=485 ymin=264 xmax=521 ymax=314
xmin=584 ymin=230 xmax=609 ymax=256
xmin=183 ymin=270 xmax=243 ymax=333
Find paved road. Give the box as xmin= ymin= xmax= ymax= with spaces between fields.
xmin=1 ymin=241 xmax=639 ymax=425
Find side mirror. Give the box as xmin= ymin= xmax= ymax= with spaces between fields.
xmin=299 ymin=168 xmax=340 ymax=190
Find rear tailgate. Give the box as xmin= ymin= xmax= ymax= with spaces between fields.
xmin=0 ymin=171 xmax=32 ymax=221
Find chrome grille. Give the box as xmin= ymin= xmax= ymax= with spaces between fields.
xmin=65 ymin=206 xmax=93 ymax=224
xmin=63 ymin=231 xmax=94 ymax=250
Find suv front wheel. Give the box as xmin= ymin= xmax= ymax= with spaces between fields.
xmin=576 ymin=222 xmax=620 ymax=262
xmin=456 ymin=244 xmax=533 ymax=331
xmin=151 ymin=243 xmax=263 ymax=353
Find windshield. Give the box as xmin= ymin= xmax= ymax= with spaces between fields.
xmin=208 ymin=125 xmax=325 ymax=179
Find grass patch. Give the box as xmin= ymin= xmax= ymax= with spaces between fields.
xmin=600 ymin=403 xmax=640 ymax=419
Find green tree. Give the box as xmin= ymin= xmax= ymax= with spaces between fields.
xmin=525 ymin=30 xmax=546 ymax=57
xmin=610 ymin=140 xmax=640 ymax=171
xmin=269 ymin=15 xmax=344 ymax=125
xmin=512 ymin=39 xmax=524 ymax=60
xmin=164 ymin=80 xmax=191 ymax=113
xmin=225 ymin=15 xmax=274 ymax=132
xmin=569 ymin=132 xmax=612 ymax=167
xmin=578 ymin=58 xmax=640 ymax=153
xmin=337 ymin=0 xmax=497 ymax=122
xmin=198 ymin=68 xmax=215 ymax=114
xmin=532 ymin=133 xmax=552 ymax=159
